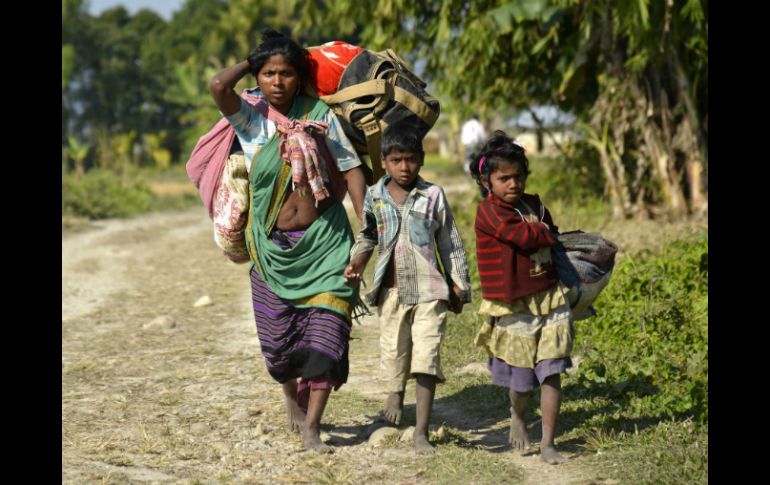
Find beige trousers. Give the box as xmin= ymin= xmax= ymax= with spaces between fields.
xmin=377 ymin=288 xmax=448 ymax=392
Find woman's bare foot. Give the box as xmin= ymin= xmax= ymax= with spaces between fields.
xmin=285 ymin=399 xmax=306 ymax=433
xmin=281 ymin=381 xmax=306 ymax=433
xmin=414 ymin=433 xmax=436 ymax=455
xmin=540 ymin=444 xmax=568 ymax=464
xmin=302 ymin=427 xmax=332 ymax=453
xmin=383 ymin=391 xmax=404 ymax=425
xmin=509 ymin=413 xmax=531 ymax=450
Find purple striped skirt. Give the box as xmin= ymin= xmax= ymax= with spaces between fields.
xmin=249 ymin=229 xmax=351 ymax=386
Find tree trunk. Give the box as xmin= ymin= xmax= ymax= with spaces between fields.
xmin=686 ymin=154 xmax=707 ymax=214
xmin=629 ymin=154 xmax=651 ymax=218
xmin=668 ymin=31 xmax=708 ymax=215
xmin=642 ymin=123 xmax=687 ymax=218
xmin=588 ymin=127 xmax=627 ymax=219
xmin=530 ymin=109 xmax=569 ymax=159
xmin=677 ymin=116 xmax=708 ymax=214
xmin=606 ymin=135 xmax=633 ymax=217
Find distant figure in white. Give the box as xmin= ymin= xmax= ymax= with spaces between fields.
xmin=461 ymin=114 xmax=487 ymax=173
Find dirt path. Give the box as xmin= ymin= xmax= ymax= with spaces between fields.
xmin=62 ymin=205 xmax=631 ymax=484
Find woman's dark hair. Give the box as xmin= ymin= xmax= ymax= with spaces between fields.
xmin=468 ymin=130 xmax=530 ymax=197
xmin=246 ymin=29 xmax=311 ymax=87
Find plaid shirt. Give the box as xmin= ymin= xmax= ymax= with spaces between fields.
xmin=351 ymin=175 xmax=471 ymax=306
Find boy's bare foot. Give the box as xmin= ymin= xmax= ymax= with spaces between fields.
xmin=414 ymin=434 xmax=436 ymax=455
xmin=509 ymin=413 xmax=531 ymax=450
xmin=302 ymin=428 xmax=332 ymax=453
xmin=383 ymin=392 xmax=404 ymax=425
xmin=540 ymin=444 xmax=568 ymax=464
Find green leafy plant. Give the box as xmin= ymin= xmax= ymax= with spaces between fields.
xmin=62 ymin=169 xmax=153 ymax=219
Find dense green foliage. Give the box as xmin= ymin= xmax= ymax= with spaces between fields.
xmin=310 ymin=0 xmax=708 ymax=217
xmin=572 ymin=234 xmax=708 ymax=422
xmin=62 ymin=169 xmax=154 ymax=219
xmin=62 ymin=167 xmax=200 ymax=219
xmin=62 ymin=0 xmax=363 ymax=172
xmin=62 ymin=0 xmax=707 ymax=218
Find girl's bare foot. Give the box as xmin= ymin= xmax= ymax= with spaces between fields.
xmin=509 ymin=413 xmax=531 ymax=450
xmin=383 ymin=391 xmax=404 ymax=425
xmin=540 ymin=444 xmax=568 ymax=464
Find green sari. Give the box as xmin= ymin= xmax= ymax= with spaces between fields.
xmin=244 ymin=95 xmax=357 ymax=317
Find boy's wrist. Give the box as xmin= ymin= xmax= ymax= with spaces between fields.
xmin=350 ymin=242 xmax=374 ymax=260
xmin=349 ymin=250 xmax=372 ymax=266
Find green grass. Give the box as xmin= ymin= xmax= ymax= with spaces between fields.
xmin=526 ymin=154 xmax=613 ymax=231
xmin=568 ymin=234 xmax=708 ymax=423
xmin=62 ymin=165 xmax=201 ymax=220
xmin=584 ymin=419 xmax=707 ymax=484
xmin=62 ymin=169 xmax=154 ymax=219
xmin=323 ymin=388 xmax=382 ymax=423
xmin=435 ymin=374 xmax=510 ymax=423
xmin=297 ymin=433 xmax=524 ymax=485
xmin=413 ymin=441 xmax=524 ymax=484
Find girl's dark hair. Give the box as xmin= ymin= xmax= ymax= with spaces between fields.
xmin=246 ymin=29 xmax=311 ymax=87
xmin=468 ymin=130 xmax=530 ymax=197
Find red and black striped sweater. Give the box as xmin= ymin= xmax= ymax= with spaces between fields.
xmin=474 ymin=193 xmax=559 ymax=303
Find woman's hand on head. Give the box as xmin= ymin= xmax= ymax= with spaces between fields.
xmin=209 ymin=60 xmax=252 ymax=116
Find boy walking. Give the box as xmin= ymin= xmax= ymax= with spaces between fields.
xmin=344 ymin=127 xmax=471 ymax=454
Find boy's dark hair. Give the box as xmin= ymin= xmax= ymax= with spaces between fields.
xmin=468 ymin=130 xmax=530 ymax=197
xmin=246 ymin=29 xmax=311 ymax=87
xmin=381 ymin=123 xmax=425 ymax=158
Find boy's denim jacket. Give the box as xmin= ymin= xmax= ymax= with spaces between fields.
xmin=350 ymin=175 xmax=471 ymax=307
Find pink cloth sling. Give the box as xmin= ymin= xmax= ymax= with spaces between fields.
xmin=186 ymin=89 xmax=346 ymax=217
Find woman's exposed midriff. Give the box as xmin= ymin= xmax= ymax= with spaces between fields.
xmin=275 ymin=184 xmax=337 ymax=231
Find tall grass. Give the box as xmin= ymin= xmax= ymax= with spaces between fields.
xmin=62 ymin=166 xmax=200 ymax=220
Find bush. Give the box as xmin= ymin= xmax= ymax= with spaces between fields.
xmin=570 ymin=234 xmax=708 ymax=422
xmin=62 ymin=169 xmax=153 ymax=219
xmin=526 ymin=149 xmax=605 ymax=204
